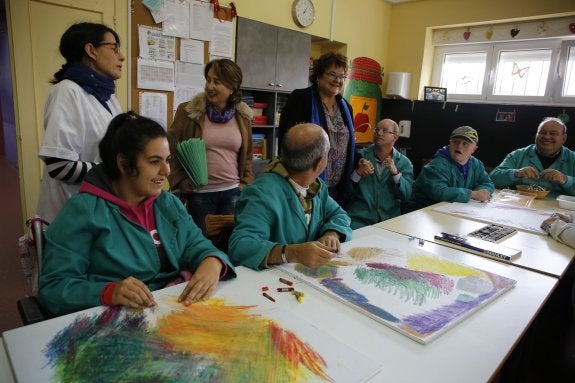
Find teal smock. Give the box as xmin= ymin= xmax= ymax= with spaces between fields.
xmin=228 ymin=168 xmax=352 ymax=270
xmin=408 ymin=154 xmax=494 ymax=211
xmin=489 ymin=144 xmax=575 ymax=197
xmin=346 ymin=146 xmax=414 ymax=229
xmin=38 ymin=190 xmax=235 ymax=316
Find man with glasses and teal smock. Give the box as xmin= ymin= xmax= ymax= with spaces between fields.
xmin=490 ymin=117 xmax=575 ymax=197
xmin=346 ymin=119 xmax=414 ymax=229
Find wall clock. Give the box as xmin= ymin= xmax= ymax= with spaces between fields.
xmin=292 ymin=0 xmax=315 ymax=28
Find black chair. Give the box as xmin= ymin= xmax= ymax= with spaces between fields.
xmin=17 ymin=217 xmax=50 ymax=325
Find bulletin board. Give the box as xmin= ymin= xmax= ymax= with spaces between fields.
xmin=130 ymin=0 xmax=235 ymax=127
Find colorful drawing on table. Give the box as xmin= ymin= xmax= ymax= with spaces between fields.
xmin=3 ymin=286 xmax=382 ymax=383
xmin=432 ymin=201 xmax=554 ymax=235
xmin=278 ymin=234 xmax=516 ymax=344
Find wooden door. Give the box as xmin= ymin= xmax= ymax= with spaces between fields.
xmin=6 ymin=0 xmax=128 ymax=220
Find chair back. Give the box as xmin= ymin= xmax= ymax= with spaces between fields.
xmin=205 ymin=214 xmax=235 ymax=252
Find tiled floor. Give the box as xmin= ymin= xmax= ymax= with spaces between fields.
xmin=0 ymin=156 xmax=28 ymax=333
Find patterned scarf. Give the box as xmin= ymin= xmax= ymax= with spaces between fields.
xmin=62 ymin=62 xmax=116 ymax=114
xmin=205 ymin=102 xmax=236 ymax=123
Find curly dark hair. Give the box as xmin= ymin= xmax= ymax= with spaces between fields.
xmin=309 ymin=52 xmax=348 ymax=84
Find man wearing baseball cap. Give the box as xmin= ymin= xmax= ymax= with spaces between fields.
xmin=407 ymin=125 xmax=494 ymax=211
xmin=490 ymin=117 xmax=575 ymax=197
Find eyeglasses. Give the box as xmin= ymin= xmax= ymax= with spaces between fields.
xmin=324 ymin=71 xmax=347 ymax=81
xmin=97 ymin=42 xmax=120 ymax=54
xmin=374 ymin=128 xmax=396 ymax=135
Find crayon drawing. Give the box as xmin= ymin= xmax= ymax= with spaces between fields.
xmin=279 ymin=235 xmax=516 ymax=344
xmin=3 ymin=275 xmax=381 ymax=383
xmin=433 ymin=202 xmax=554 ymax=234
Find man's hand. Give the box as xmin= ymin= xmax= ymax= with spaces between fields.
xmin=318 ymin=231 xmax=341 ymax=253
xmin=383 ymin=156 xmax=398 ymax=176
xmin=286 ymin=241 xmax=337 ymax=269
xmin=540 ymin=169 xmax=567 ymax=185
xmin=356 ymin=158 xmax=374 ymax=177
xmin=515 ymin=167 xmax=539 ymax=180
xmin=470 ymin=189 xmax=491 ymax=202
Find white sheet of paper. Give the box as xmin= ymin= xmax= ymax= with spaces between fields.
xmin=175 ymin=61 xmax=204 ymax=88
xmin=174 ymin=86 xmax=203 ymax=108
xmin=162 ymin=0 xmax=190 ymax=38
xmin=209 ymin=18 xmax=234 ymax=58
xmin=179 ymin=38 xmax=205 ymax=64
xmin=189 ymin=0 xmax=213 ymax=41
xmin=139 ymin=92 xmax=168 ymax=129
xmin=137 ymin=58 xmax=175 ymax=91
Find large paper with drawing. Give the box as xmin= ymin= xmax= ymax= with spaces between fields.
xmin=3 ymin=270 xmax=381 ymax=383
xmin=433 ymin=201 xmax=554 ymax=234
xmin=278 ymin=234 xmax=516 ymax=344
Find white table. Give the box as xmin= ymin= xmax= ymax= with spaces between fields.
xmin=2 ymin=227 xmax=557 ymax=383
xmin=0 ymin=337 xmax=15 ymax=383
xmin=375 ymin=202 xmax=575 ymax=278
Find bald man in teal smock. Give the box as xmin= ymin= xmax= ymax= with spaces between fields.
xmin=229 ymin=123 xmax=352 ymax=270
xmin=490 ymin=117 xmax=575 ymax=197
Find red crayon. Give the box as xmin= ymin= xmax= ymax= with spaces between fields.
xmin=277 ymin=287 xmax=294 ymax=292
xmin=262 ymin=292 xmax=276 ymax=302
xmin=261 ymin=286 xmax=269 ymax=291
xmin=279 ymin=277 xmax=293 ymax=286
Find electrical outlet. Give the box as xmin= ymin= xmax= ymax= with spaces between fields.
xmin=398 ymin=120 xmax=411 ymax=138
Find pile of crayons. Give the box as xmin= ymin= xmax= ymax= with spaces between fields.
xmin=261 ymin=277 xmax=304 ymax=303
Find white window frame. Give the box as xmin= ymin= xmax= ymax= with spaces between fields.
xmin=431 ymin=44 xmax=491 ymax=102
xmin=557 ymin=39 xmax=575 ymax=104
xmin=431 ymin=39 xmax=575 ymax=106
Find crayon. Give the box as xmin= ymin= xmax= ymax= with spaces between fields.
xmin=262 ymin=292 xmax=276 ymax=302
xmin=277 ymin=287 xmax=294 ymax=292
xmin=261 ymin=286 xmax=269 ymax=291
xmin=279 ymin=277 xmax=293 ymax=286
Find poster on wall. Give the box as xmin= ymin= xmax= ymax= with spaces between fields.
xmin=349 ymin=95 xmax=377 ymax=143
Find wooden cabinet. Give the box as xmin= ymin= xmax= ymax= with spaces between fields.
xmin=236 ymin=17 xmax=310 ymax=162
xmin=236 ymin=17 xmax=310 ymax=92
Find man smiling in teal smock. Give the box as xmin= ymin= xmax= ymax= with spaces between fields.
xmin=229 ymin=123 xmax=352 ymax=270
xmin=490 ymin=117 xmax=575 ymax=197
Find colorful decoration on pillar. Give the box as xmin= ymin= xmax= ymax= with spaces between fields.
xmin=343 ymin=57 xmax=384 ymax=144
xmin=463 ymin=27 xmax=471 ymax=41
xmin=510 ymin=27 xmax=520 ymax=38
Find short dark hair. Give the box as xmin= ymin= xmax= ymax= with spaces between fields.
xmin=52 ymin=22 xmax=120 ymax=83
xmin=99 ymin=111 xmax=167 ymax=179
xmin=204 ymin=58 xmax=243 ymax=105
xmin=281 ymin=126 xmax=329 ymax=172
xmin=309 ymin=52 xmax=348 ymax=84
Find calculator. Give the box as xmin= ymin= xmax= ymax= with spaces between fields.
xmin=467 ymin=224 xmax=517 ymax=243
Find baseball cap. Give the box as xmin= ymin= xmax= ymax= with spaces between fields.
xmin=450 ymin=126 xmax=478 ymax=143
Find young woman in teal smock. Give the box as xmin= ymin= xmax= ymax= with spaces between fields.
xmin=38 ymin=112 xmax=235 ymax=317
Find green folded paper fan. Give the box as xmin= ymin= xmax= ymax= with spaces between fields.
xmin=176 ymin=138 xmax=208 ymax=188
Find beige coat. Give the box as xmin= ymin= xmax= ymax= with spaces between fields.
xmin=168 ymin=93 xmax=254 ymax=191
